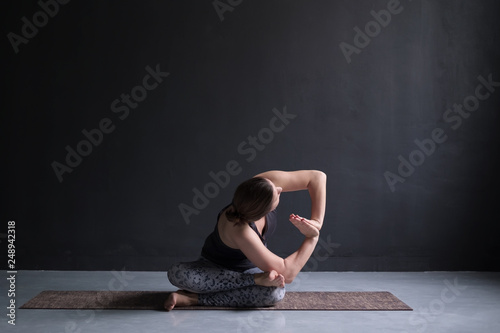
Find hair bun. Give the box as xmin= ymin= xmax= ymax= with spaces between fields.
xmin=226 ymin=205 xmax=243 ymax=223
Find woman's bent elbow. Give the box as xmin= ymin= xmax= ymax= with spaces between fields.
xmin=316 ymin=170 xmax=327 ymax=182
xmin=284 ymin=274 xmax=297 ymax=284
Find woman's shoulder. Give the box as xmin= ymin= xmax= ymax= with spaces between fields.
xmin=217 ymin=207 xmax=250 ymax=249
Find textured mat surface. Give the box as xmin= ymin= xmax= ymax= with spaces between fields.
xmin=21 ymin=291 xmax=412 ymax=311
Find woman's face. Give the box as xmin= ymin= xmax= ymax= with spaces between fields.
xmin=266 ymin=179 xmax=282 ymax=211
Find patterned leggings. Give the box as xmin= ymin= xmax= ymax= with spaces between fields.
xmin=167 ymin=257 xmax=285 ymax=307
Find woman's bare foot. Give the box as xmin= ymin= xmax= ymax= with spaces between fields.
xmin=254 ymin=270 xmax=285 ymax=288
xmin=164 ymin=290 xmax=198 ymax=311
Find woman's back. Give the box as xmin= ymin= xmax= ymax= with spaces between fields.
xmin=201 ymin=205 xmax=277 ymax=272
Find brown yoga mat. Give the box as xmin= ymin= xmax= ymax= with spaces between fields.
xmin=20 ymin=291 xmax=412 ymax=311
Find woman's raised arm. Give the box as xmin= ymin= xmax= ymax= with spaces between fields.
xmin=255 ymin=170 xmax=327 ymax=230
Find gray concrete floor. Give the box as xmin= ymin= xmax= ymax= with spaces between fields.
xmin=1 ymin=271 xmax=499 ymax=333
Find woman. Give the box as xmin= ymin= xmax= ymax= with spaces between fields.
xmin=165 ymin=169 xmax=327 ymax=310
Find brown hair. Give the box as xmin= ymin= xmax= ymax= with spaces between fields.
xmin=225 ymin=177 xmax=274 ymax=224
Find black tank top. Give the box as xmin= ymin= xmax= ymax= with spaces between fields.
xmin=201 ymin=204 xmax=277 ymax=272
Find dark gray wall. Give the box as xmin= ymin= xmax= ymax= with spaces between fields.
xmin=2 ymin=0 xmax=499 ymax=271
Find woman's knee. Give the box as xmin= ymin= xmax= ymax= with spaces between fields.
xmin=167 ymin=261 xmax=205 ymax=293
xmin=261 ymin=287 xmax=286 ymax=306
xmin=167 ymin=263 xmax=181 ymax=286
xmin=167 ymin=262 xmax=191 ymax=288
xmin=272 ymin=287 xmax=286 ymax=303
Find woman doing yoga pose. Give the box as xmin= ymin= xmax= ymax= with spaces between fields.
xmin=165 ymin=170 xmax=326 ymax=310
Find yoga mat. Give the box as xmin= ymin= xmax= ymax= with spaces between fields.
xmin=20 ymin=291 xmax=412 ymax=311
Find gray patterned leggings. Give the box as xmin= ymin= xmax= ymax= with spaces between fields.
xmin=167 ymin=257 xmax=285 ymax=307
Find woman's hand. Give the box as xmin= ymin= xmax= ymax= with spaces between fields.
xmin=289 ymin=214 xmax=319 ymax=238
